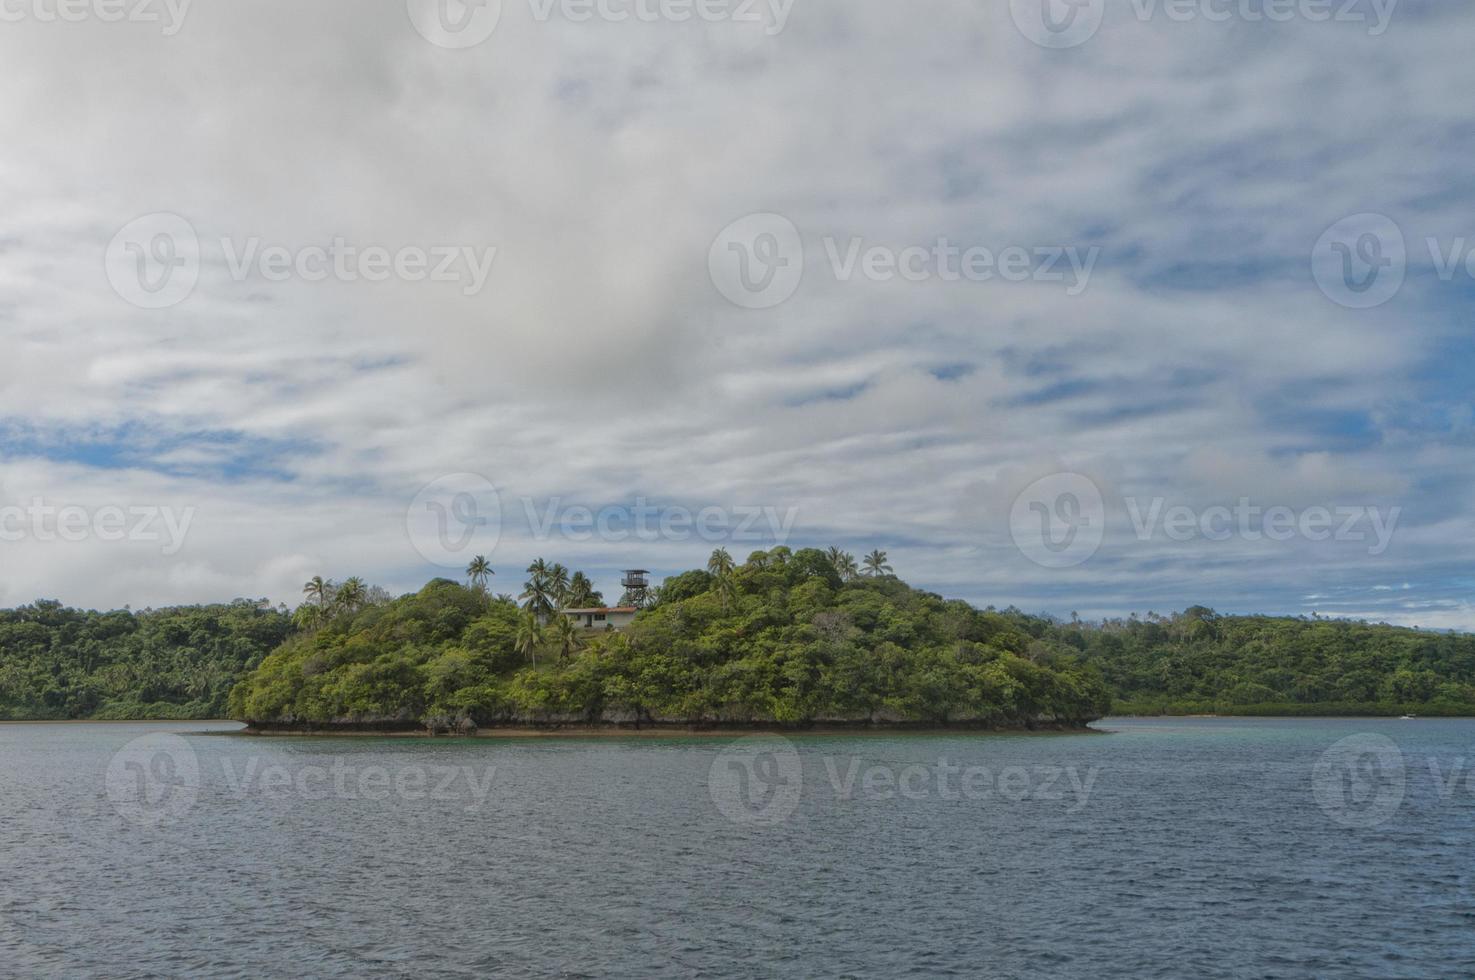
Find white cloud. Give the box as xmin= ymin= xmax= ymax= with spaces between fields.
xmin=1 ymin=1 xmax=1473 ymax=627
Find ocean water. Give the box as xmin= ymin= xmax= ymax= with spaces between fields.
xmin=1 ymin=717 xmax=1472 ymax=978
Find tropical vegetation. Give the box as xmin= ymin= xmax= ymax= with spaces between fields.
xmin=0 ymin=599 xmax=293 ymax=719
xmin=6 ymin=552 xmax=1475 ymax=723
xmin=228 ymin=548 xmax=1113 ymax=730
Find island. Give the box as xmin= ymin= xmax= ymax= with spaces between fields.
xmin=3 ymin=545 xmax=1473 ymax=727
xmin=229 ymin=548 xmax=1113 ymax=733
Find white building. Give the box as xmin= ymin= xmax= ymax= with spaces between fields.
xmin=560 ymin=606 xmax=639 ymax=631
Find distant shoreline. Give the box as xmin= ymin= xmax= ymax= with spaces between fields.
xmin=233 ymin=719 xmax=1101 ymax=737
xmin=2 ymin=714 xmax=1466 ymax=730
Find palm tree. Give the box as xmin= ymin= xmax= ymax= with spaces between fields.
xmin=514 ymin=610 xmax=544 ymax=667
xmin=292 ymin=603 xmax=324 ymax=631
xmin=707 ymin=548 xmax=735 ymax=578
xmin=862 ymin=549 xmax=893 ymax=577
xmin=827 ymin=547 xmax=859 ymax=581
xmin=715 ymin=572 xmax=736 ymax=614
xmin=334 ymin=577 xmax=368 ymax=613
xmin=520 ymin=577 xmax=554 ymax=621
xmin=546 ymin=563 xmax=570 ymax=607
xmin=551 ymin=614 xmax=584 ymax=662
xmin=302 ymin=575 xmax=334 ymax=609
xmin=465 ymin=555 xmax=494 ymax=593
xmin=707 ymin=548 xmax=737 ymax=612
xmin=526 ymin=558 xmax=549 ymax=581
xmin=567 ymin=571 xmax=601 ymax=608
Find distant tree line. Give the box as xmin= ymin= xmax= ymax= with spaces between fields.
xmin=0 ymin=599 xmax=293 ymax=719
xmin=1056 ymin=605 xmax=1475 ymax=715
xmin=5 ymin=556 xmax=1475 ymax=722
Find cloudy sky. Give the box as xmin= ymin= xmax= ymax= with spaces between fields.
xmin=1 ymin=0 xmax=1471 ymax=628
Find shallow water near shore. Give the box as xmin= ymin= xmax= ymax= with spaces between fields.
xmin=3 ymin=717 xmax=1473 ymax=977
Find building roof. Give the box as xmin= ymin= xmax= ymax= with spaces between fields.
xmin=561 ymin=607 xmax=639 ymax=615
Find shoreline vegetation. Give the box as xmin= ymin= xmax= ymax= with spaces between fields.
xmin=3 ymin=546 xmax=1474 ymax=728
xmin=237 ymin=719 xmax=1102 ymax=737
xmin=230 ymin=549 xmax=1113 ymax=733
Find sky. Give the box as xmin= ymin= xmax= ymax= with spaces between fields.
xmin=0 ymin=0 xmax=1471 ymax=628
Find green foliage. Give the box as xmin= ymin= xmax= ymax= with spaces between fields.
xmin=1062 ymin=610 xmax=1475 ymax=716
xmin=0 ymin=598 xmax=293 ymax=719
xmin=13 ymin=573 xmax=1474 ymax=726
xmin=228 ymin=563 xmax=1112 ymax=728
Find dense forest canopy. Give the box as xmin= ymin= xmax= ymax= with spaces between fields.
xmin=3 ymin=551 xmax=1474 ymax=722
xmin=0 ymin=599 xmax=293 ymax=719
xmin=1063 ymin=606 xmax=1475 ymax=715
xmin=229 ymin=548 xmax=1111 ymax=729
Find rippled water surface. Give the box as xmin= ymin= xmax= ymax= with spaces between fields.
xmin=2 ymin=717 xmax=1473 ymax=978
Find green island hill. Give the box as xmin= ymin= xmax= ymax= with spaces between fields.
xmin=3 ymin=547 xmax=1474 ymax=727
